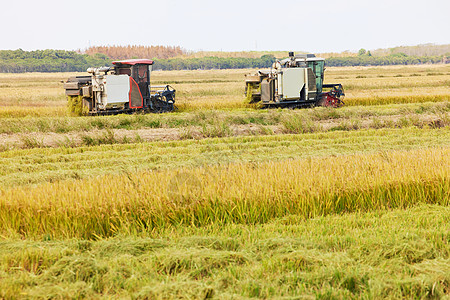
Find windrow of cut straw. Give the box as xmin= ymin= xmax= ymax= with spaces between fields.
xmin=0 ymin=147 xmax=448 ymax=239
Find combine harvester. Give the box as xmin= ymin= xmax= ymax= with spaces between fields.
xmin=63 ymin=59 xmax=175 ymax=115
xmin=245 ymin=52 xmax=345 ymax=108
xmin=63 ymin=53 xmax=343 ymax=115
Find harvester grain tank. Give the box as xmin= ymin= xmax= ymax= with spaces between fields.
xmin=245 ymin=52 xmax=345 ymax=108
xmin=63 ymin=59 xmax=175 ymax=115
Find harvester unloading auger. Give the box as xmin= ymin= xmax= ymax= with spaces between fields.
xmin=63 ymin=59 xmax=176 ymax=115
xmin=245 ymin=52 xmax=345 ymax=108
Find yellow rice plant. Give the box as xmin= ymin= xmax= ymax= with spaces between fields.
xmin=345 ymin=94 xmax=449 ymax=107
xmin=0 ymin=147 xmax=448 ymax=239
xmin=0 ymin=106 xmax=66 ymax=118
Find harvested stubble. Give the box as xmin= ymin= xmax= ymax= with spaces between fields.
xmin=0 ymin=147 xmax=448 ymax=239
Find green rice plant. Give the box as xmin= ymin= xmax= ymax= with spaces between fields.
xmin=281 ymin=114 xmax=320 ymax=133
xmin=0 ymin=100 xmax=448 ymax=137
xmin=55 ymin=136 xmax=78 ymax=148
xmin=80 ymin=130 xmax=120 ymax=146
xmin=0 ymin=204 xmax=448 ymax=298
xmin=20 ymin=135 xmax=44 ymax=149
xmin=200 ymin=122 xmax=232 ymax=138
xmin=179 ymin=126 xmax=199 ymax=140
xmin=330 ymin=119 xmax=361 ymax=131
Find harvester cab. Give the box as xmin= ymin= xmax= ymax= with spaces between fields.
xmin=245 ymin=52 xmax=344 ymax=108
xmin=63 ymin=59 xmax=175 ymax=115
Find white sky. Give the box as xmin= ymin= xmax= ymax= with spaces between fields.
xmin=1 ymin=0 xmax=449 ymax=53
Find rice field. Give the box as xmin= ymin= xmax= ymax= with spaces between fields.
xmin=0 ymin=64 xmax=449 ymax=298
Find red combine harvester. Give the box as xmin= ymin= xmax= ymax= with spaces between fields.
xmin=63 ymin=59 xmax=175 ymax=115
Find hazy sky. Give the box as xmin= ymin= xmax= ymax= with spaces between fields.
xmin=1 ymin=0 xmax=449 ymax=53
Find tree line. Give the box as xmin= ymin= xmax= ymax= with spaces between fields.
xmin=326 ymin=52 xmax=445 ymax=67
xmin=0 ymin=49 xmax=110 ymax=73
xmin=370 ymin=44 xmax=450 ymax=57
xmin=0 ymin=50 xmax=278 ymax=72
xmin=0 ymin=49 xmax=447 ymax=73
xmin=153 ymin=55 xmax=277 ymax=70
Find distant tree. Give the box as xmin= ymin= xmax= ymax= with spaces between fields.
xmin=358 ymin=48 xmax=367 ymax=56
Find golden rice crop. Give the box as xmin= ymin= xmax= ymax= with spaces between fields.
xmin=1 ymin=127 xmax=448 ymax=187
xmin=0 ymin=106 xmax=65 ymax=118
xmin=0 ymin=147 xmax=448 ymax=239
xmin=345 ymin=94 xmax=449 ymax=106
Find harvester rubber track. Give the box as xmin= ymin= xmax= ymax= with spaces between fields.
xmin=261 ymin=101 xmax=316 ymax=109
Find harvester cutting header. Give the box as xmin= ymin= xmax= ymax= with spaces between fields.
xmin=245 ymin=52 xmax=345 ymax=108
xmin=63 ymin=59 xmax=175 ymax=115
